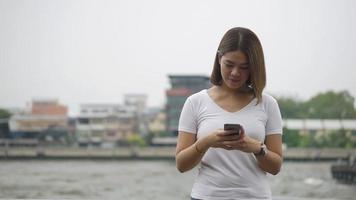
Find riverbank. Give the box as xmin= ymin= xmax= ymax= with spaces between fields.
xmin=1 ymin=147 xmax=355 ymax=161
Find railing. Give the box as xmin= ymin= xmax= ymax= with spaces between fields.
xmin=0 ymin=138 xmax=39 ymax=146
xmin=0 ymin=144 xmax=355 ymax=161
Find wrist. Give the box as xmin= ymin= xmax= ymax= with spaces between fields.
xmin=254 ymin=141 xmax=268 ymax=156
xmin=252 ymin=141 xmax=262 ymax=154
xmin=204 ymin=134 xmax=215 ymax=148
xmin=195 ymin=138 xmax=209 ymax=154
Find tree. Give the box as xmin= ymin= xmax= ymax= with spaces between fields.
xmin=0 ymin=108 xmax=11 ymax=138
xmin=317 ymin=130 xmax=356 ymax=148
xmin=277 ymin=90 xmax=356 ymax=119
xmin=127 ymin=134 xmax=147 ymax=147
xmin=282 ymin=128 xmax=301 ymax=147
xmin=299 ymin=133 xmax=314 ymax=147
xmin=277 ymin=97 xmax=304 ymax=118
xmin=0 ymin=108 xmax=11 ymax=119
xmin=303 ymin=91 xmax=356 ymax=119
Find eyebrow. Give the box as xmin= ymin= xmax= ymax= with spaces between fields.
xmin=224 ymin=59 xmax=249 ymax=65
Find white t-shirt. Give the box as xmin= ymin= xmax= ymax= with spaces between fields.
xmin=178 ymin=89 xmax=283 ymax=200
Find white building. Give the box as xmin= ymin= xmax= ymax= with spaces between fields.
xmin=76 ymin=104 xmax=137 ymax=146
xmin=124 ymin=94 xmax=149 ymax=136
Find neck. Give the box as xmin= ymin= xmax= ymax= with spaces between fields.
xmin=218 ymin=84 xmax=253 ymax=97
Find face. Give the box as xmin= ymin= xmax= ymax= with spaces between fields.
xmin=219 ymin=50 xmax=250 ymax=90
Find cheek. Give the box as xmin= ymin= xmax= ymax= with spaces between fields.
xmin=220 ymin=67 xmax=229 ymax=76
xmin=242 ymin=71 xmax=250 ymax=79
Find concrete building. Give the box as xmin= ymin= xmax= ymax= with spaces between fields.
xmin=166 ymin=75 xmax=211 ymax=136
xmin=124 ymin=94 xmax=147 ymax=115
xmin=9 ymin=99 xmax=69 ymax=141
xmin=124 ymin=94 xmax=148 ymax=136
xmin=146 ymin=107 xmax=166 ymax=135
xmin=283 ymin=119 xmax=356 ymax=131
xmin=76 ymin=103 xmax=137 ymax=147
xmin=31 ymin=99 xmax=67 ymax=115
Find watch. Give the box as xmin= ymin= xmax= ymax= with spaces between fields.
xmin=254 ymin=142 xmax=268 ymax=156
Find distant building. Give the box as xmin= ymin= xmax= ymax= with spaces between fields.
xmin=124 ymin=94 xmax=148 ymax=136
xmin=124 ymin=94 xmax=147 ymax=115
xmin=31 ymin=99 xmax=67 ymax=116
xmin=76 ymin=103 xmax=138 ymax=147
xmin=9 ymin=99 xmax=69 ymax=141
xmin=166 ymin=75 xmax=211 ymax=136
xmin=146 ymin=107 xmax=166 ymax=135
xmin=283 ymin=119 xmax=356 ymax=131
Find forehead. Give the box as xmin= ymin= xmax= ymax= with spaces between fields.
xmin=221 ymin=50 xmax=248 ymax=63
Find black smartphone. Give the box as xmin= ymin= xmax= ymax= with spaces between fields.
xmin=224 ymin=124 xmax=242 ymax=135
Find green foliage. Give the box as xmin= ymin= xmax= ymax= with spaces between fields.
xmin=278 ymin=97 xmax=304 ymax=118
xmin=303 ymin=91 xmax=356 ymax=118
xmin=0 ymin=108 xmax=11 ymax=119
xmin=144 ymin=133 xmax=154 ymax=143
xmin=282 ymin=128 xmax=301 ymax=147
xmin=277 ymin=90 xmax=356 ymax=119
xmin=298 ymin=133 xmax=313 ymax=147
xmin=126 ymin=134 xmax=147 ymax=147
xmin=283 ymin=129 xmax=356 ymax=148
xmin=316 ymin=130 xmax=356 ymax=148
xmin=277 ymin=90 xmax=356 ymax=148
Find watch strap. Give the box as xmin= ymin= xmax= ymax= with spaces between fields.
xmin=254 ymin=142 xmax=266 ymax=156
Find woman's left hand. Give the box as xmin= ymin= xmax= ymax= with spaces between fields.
xmin=222 ymin=126 xmax=261 ymax=154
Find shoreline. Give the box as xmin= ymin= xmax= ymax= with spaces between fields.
xmin=1 ymin=147 xmax=355 ymax=161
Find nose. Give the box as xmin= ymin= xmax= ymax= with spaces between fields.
xmin=231 ymin=67 xmax=240 ymax=76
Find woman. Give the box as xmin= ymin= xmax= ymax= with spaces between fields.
xmin=175 ymin=27 xmax=283 ymax=200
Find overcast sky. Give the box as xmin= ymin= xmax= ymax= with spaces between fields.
xmin=1 ymin=0 xmax=355 ymax=116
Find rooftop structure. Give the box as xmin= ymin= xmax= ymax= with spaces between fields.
xmin=166 ymin=75 xmax=211 ymax=136
xmin=31 ymin=99 xmax=67 ymax=116
xmin=284 ymin=119 xmax=356 ymax=130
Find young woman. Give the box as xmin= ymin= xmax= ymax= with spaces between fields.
xmin=176 ymin=27 xmax=283 ymax=200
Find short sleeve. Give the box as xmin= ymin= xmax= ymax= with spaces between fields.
xmin=178 ymin=98 xmax=197 ymax=134
xmin=265 ymin=97 xmax=283 ymax=135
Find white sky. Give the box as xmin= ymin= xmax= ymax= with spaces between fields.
xmin=1 ymin=0 xmax=355 ymax=116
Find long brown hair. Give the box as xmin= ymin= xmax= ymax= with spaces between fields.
xmin=210 ymin=27 xmax=266 ymax=104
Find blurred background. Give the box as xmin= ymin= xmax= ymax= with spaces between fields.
xmin=0 ymin=0 xmax=355 ymax=199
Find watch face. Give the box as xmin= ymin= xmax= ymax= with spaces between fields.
xmin=261 ymin=144 xmax=267 ymax=156
xmin=254 ymin=143 xmax=267 ymax=156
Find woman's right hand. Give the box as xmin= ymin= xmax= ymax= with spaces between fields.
xmin=204 ymin=129 xmax=242 ymax=150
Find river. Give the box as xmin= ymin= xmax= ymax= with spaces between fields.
xmin=0 ymin=161 xmax=354 ymax=199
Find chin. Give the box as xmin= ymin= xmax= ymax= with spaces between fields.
xmin=227 ymin=83 xmax=243 ymax=90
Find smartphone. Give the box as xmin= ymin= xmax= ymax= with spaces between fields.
xmin=224 ymin=124 xmax=242 ymax=135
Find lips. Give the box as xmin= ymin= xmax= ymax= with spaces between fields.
xmin=229 ymin=78 xmax=240 ymax=83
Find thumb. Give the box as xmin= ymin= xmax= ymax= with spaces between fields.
xmin=239 ymin=126 xmax=246 ymax=139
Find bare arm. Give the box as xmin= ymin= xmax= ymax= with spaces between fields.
xmin=255 ymin=134 xmax=283 ymax=175
xmin=175 ymin=129 xmax=237 ymax=173
xmin=222 ymin=130 xmax=283 ymax=175
xmin=175 ymin=132 xmax=208 ymax=173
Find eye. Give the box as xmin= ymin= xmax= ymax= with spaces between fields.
xmin=224 ymin=63 xmax=234 ymax=68
xmin=240 ymin=64 xmax=249 ymax=70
